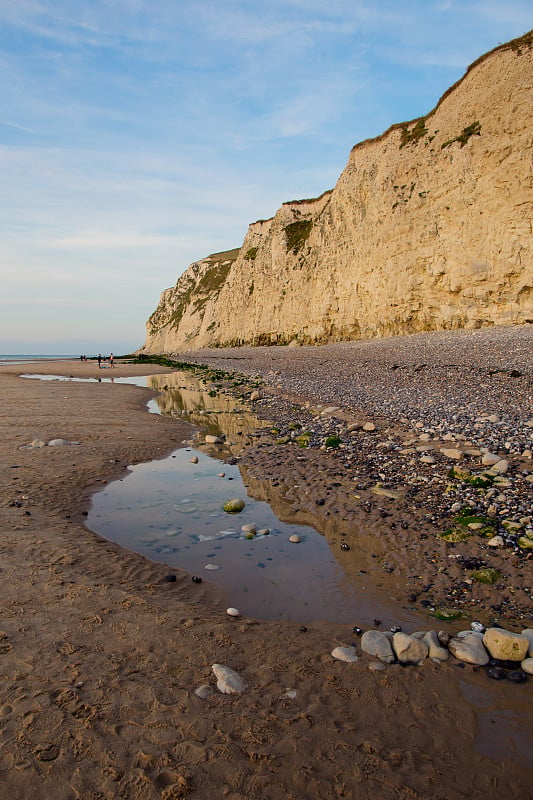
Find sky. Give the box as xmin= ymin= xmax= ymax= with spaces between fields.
xmin=0 ymin=1 xmax=530 ymax=354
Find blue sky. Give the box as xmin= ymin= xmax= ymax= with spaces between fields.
xmin=0 ymin=1 xmax=530 ymax=354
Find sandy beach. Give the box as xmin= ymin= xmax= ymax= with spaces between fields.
xmin=1 ymin=331 xmax=532 ymax=799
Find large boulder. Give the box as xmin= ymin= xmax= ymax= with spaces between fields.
xmin=392 ymin=632 xmax=428 ymax=664
xmin=483 ymin=628 xmax=529 ymax=662
xmin=449 ymin=632 xmax=489 ymax=665
xmin=361 ymin=630 xmax=394 ymax=663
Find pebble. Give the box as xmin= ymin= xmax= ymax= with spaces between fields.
xmin=521 ymin=658 xmax=533 ymax=675
xmin=289 ymin=534 xmax=302 ymax=543
xmin=204 ymin=564 xmax=220 ymax=571
xmin=189 ymin=456 xmax=199 ymax=464
xmin=211 ymin=663 xmax=247 ymax=694
xmin=331 ymin=646 xmax=358 ymax=663
xmin=226 ymin=607 xmax=241 ymax=617
xmin=195 ymin=684 xmax=214 ymax=699
xmin=223 ymin=498 xmax=245 ymax=513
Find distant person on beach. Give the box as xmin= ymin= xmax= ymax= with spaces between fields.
xmin=109 ymin=353 xmax=114 ymax=367
xmin=98 ymin=353 xmax=102 ymax=368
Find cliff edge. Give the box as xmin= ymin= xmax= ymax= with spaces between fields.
xmin=142 ymin=31 xmax=533 ymax=353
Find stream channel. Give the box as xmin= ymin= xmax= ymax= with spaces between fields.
xmin=25 ymin=371 xmax=427 ymax=627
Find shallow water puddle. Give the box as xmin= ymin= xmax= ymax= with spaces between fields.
xmin=86 ymin=446 xmax=370 ymax=622
xmin=24 ymin=370 xmax=424 ymax=624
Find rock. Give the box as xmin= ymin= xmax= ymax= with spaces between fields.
xmin=470 ymin=621 xmax=485 ymax=634
xmin=189 ymin=455 xmax=199 ymax=464
xmin=368 ymin=661 xmax=387 ymax=672
xmin=226 ymin=607 xmax=241 ymax=617
xmin=258 ymin=528 xmax=270 ymax=536
xmin=483 ymin=628 xmax=529 ymax=662
xmin=507 ymin=670 xmax=527 ymax=683
xmin=392 ymin=632 xmax=428 ymax=664
xmin=420 ymin=455 xmax=436 ymax=464
xmin=205 ymin=434 xmax=221 ymax=444
xmin=440 ymin=448 xmax=463 ymax=460
xmin=47 ymin=438 xmax=70 ymax=446
xmin=487 ymin=535 xmax=505 ymax=547
xmin=223 ymin=498 xmax=245 ymax=513
xmin=289 ymin=534 xmax=302 ymax=543
xmin=421 ymin=630 xmax=449 ymax=661
xmin=362 ymin=422 xmax=376 ymax=432
xmin=204 ymin=563 xmax=220 ymax=571
xmin=521 ymin=658 xmax=533 ymax=675
xmin=31 ymin=439 xmax=46 ymax=448
xmin=250 ymin=390 xmax=261 ymax=401
xmin=195 ymin=684 xmax=214 ymax=699
xmin=361 ymin=630 xmax=395 ymax=663
xmin=331 ymin=646 xmax=358 ymax=663
xmin=211 ymin=664 xmax=247 ymax=695
xmin=449 ymin=632 xmax=489 ymax=665
xmin=241 ymin=524 xmax=257 ymax=534
xmin=492 ymin=459 xmax=509 ymax=474
xmin=521 ymin=629 xmax=533 ymax=657
xmin=218 ymin=472 xmax=226 ymax=478
xmin=482 ymin=453 xmax=502 ymax=466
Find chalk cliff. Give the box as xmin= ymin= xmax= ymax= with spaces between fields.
xmin=142 ymin=32 xmax=533 ymax=353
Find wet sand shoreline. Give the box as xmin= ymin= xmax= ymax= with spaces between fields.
xmin=0 ymin=334 xmax=532 ymax=799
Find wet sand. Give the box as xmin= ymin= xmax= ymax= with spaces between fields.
xmin=0 ymin=341 xmax=532 ymax=799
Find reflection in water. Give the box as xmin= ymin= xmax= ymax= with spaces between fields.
xmin=87 ymin=447 xmax=368 ymax=622
xmin=26 ymin=370 xmax=425 ymax=624
xmin=146 ymin=372 xmax=267 ymax=443
xmin=84 ymin=371 xmax=425 ymax=626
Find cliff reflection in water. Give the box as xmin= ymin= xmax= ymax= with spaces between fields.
xmin=146 ymin=371 xmax=268 ymax=443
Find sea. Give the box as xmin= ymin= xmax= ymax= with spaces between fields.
xmin=0 ymin=354 xmax=79 ymax=365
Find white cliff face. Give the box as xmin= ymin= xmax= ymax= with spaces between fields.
xmin=142 ymin=33 xmax=533 ymax=354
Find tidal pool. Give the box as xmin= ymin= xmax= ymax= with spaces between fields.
xmin=25 ymin=370 xmax=424 ymax=625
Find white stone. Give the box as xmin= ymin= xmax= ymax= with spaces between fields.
xmin=449 ymin=632 xmax=489 ymax=665
xmin=204 ymin=563 xmax=220 ymax=571
xmin=331 ymin=646 xmax=358 ymax=663
xmin=492 ymin=459 xmax=509 ymax=474
xmin=226 ymin=607 xmax=241 ymax=617
xmin=521 ymin=658 xmax=533 ymax=675
xmin=392 ymin=632 xmax=428 ymax=664
xmin=47 ymin=438 xmax=70 ymax=446
xmin=212 ymin=663 xmax=247 ymax=694
xmin=289 ymin=534 xmax=302 ymax=543
xmin=205 ymin=434 xmax=221 ymax=444
xmin=361 ymin=630 xmax=394 ymax=663
xmin=521 ymin=629 xmax=533 ymax=657
xmin=481 ymin=452 xmax=501 ymax=466
xmin=487 ymin=535 xmax=505 ymax=547
xmin=421 ymin=630 xmax=449 ymax=661
xmin=362 ymin=422 xmax=376 ymax=432
xmin=420 ymin=455 xmax=436 ymax=464
xmin=440 ymin=448 xmax=463 ymax=460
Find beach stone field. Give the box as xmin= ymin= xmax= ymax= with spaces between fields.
xmin=182 ymin=325 xmax=533 ymax=629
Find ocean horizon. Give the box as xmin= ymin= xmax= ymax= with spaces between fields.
xmin=0 ymin=354 xmax=82 ymax=364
